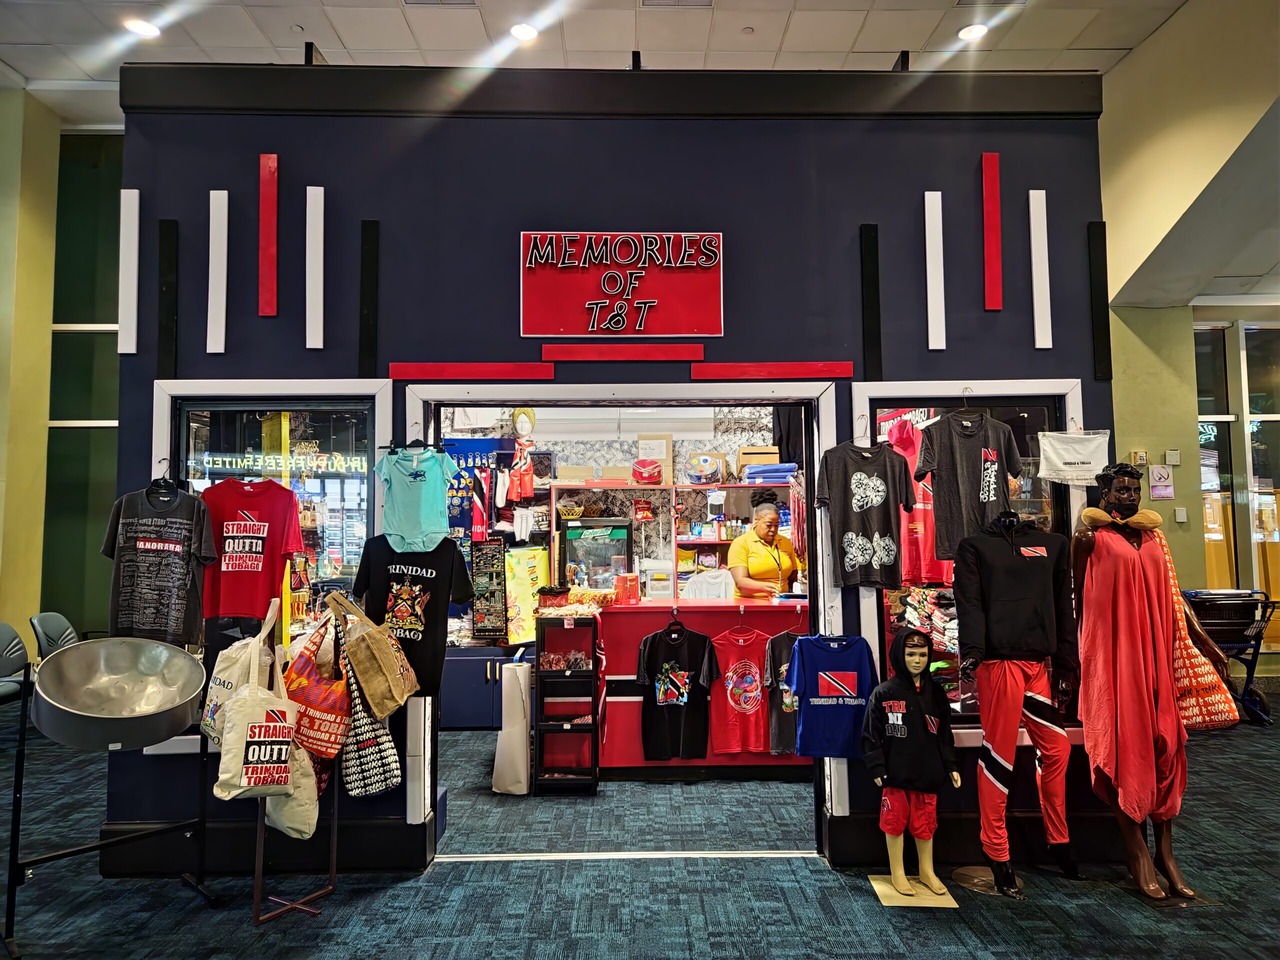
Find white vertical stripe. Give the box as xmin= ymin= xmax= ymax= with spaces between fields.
xmin=117 ymin=189 xmax=139 ymax=354
xmin=305 ymin=186 xmax=324 ymax=349
xmin=1029 ymin=189 xmax=1052 ymax=349
xmin=924 ymin=191 xmax=945 ymax=350
xmin=206 ymin=190 xmax=228 ymax=354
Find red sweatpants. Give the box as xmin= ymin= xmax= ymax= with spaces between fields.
xmin=976 ymin=660 xmax=1071 ymax=862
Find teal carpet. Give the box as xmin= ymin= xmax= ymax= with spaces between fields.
xmin=0 ymin=715 xmax=1274 ymax=959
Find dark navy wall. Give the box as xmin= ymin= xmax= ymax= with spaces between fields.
xmin=119 ymin=112 xmax=1109 ymax=494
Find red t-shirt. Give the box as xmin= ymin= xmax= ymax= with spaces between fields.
xmin=887 ymin=419 xmax=953 ymax=587
xmin=709 ymin=628 xmax=772 ymax=755
xmin=202 ymin=479 xmax=304 ymax=620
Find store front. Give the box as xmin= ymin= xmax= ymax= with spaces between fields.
xmin=105 ymin=64 xmax=1118 ymax=877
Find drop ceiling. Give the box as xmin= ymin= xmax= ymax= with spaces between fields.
xmin=0 ymin=0 xmax=1191 ymax=127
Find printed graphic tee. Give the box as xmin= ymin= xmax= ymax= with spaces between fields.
xmin=708 ymin=628 xmax=771 ymax=755
xmin=788 ymin=634 xmax=876 ymax=759
xmin=763 ymin=631 xmax=800 ymax=755
xmin=887 ymin=418 xmax=953 ymax=586
xmin=816 ymin=443 xmax=915 ymax=588
xmin=201 ymin=479 xmax=304 ymax=620
xmin=354 ymin=534 xmax=474 ymax=697
xmin=636 ymin=627 xmax=719 ymax=761
xmin=375 ymin=449 xmax=458 ymax=554
xmin=914 ymin=413 xmax=1022 ymax=561
xmin=102 ymin=488 xmax=216 ymax=645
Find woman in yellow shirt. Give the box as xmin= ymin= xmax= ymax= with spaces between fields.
xmin=727 ymin=503 xmax=799 ymax=598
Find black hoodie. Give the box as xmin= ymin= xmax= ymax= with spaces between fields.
xmin=861 ymin=628 xmax=958 ymax=793
xmin=953 ymin=515 xmax=1078 ymax=677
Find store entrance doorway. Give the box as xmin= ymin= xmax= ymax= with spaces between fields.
xmin=404 ymin=381 xmax=840 ymax=861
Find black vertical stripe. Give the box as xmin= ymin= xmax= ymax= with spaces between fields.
xmin=359 ymin=220 xmax=380 ymax=378
xmin=1087 ymin=221 xmax=1111 ymax=381
xmin=859 ymin=224 xmax=882 ymax=382
xmin=157 ymin=219 xmax=178 ymax=380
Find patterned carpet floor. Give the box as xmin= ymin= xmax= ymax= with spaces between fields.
xmin=0 ymin=715 xmax=1274 ymax=959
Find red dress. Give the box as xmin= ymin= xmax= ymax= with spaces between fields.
xmin=1078 ymin=526 xmax=1187 ymax=822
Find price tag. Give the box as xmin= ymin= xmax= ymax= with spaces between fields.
xmin=563 ymin=617 xmax=574 ymax=629
xmin=564 ymin=670 xmax=572 ymax=677
xmin=562 ymin=723 xmax=571 ymax=731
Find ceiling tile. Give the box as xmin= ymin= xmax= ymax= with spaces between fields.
xmin=795 ymin=0 xmax=873 ymax=9
xmin=0 ymin=4 xmax=47 ymax=44
xmin=246 ymin=6 xmax=342 ymax=48
xmin=29 ymin=86 xmax=123 ymax=125
xmin=705 ymin=50 xmax=777 ymax=68
xmin=853 ymin=10 xmax=945 ymax=51
xmin=325 ymin=6 xmax=415 ymax=49
xmin=88 ymin=5 xmax=198 ymax=46
xmin=202 ymin=47 xmax=282 ymax=63
xmin=639 ymin=49 xmax=705 ymax=68
xmin=1025 ymin=0 xmax=1183 ymax=7
xmin=637 ymin=10 xmax=711 ymax=52
xmin=423 ymin=49 xmax=482 ymax=66
xmin=314 ymin=47 xmax=353 ymax=62
xmin=5 ymin=2 xmax=112 ymax=45
xmin=243 ymin=0 xmax=324 ymax=6
xmin=182 ymin=5 xmax=273 ymax=48
xmin=775 ymin=50 xmax=846 ymax=69
xmin=871 ymin=0 xmax=952 ymax=8
xmin=566 ymin=50 xmax=630 ymax=68
xmin=781 ymin=11 xmax=865 ymax=52
xmin=1068 ymin=7 xmax=1175 ymax=50
xmin=405 ymin=8 xmax=491 ymax=51
xmin=911 ymin=49 xmax=989 ymax=70
xmin=503 ymin=44 xmax=566 ymax=68
xmin=1049 ymin=47 xmax=1125 ymax=71
xmin=320 ymin=0 xmax=400 ymax=6
xmin=1217 ymin=227 xmax=1280 ymax=278
xmin=996 ymin=8 xmax=1096 ymax=49
xmin=842 ymin=49 xmax=897 ymax=69
xmin=349 ymin=49 xmax=425 ymax=65
xmin=923 ymin=6 xmax=1020 ymax=52
xmin=1251 ymin=275 xmax=1280 ymax=295
xmin=708 ymin=10 xmax=790 ymax=51
xmin=58 ymin=44 xmax=123 ymax=81
xmin=980 ymin=48 xmax=1058 ymax=70
xmin=0 ymin=43 xmax=90 ymax=80
xmin=1201 ymin=276 xmax=1266 ymax=296
xmin=119 ymin=45 xmax=214 ymax=64
xmin=563 ymin=10 xmax=635 ymax=52
xmin=572 ymin=0 xmax=639 ymax=9
xmin=716 ymin=0 xmax=795 ymax=9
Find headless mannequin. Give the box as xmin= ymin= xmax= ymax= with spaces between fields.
xmin=876 ymin=636 xmax=962 ymax=897
xmin=1072 ymin=470 xmax=1195 ymax=901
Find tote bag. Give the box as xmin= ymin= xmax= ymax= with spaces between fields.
xmin=214 ymin=637 xmax=299 ymax=801
xmin=340 ymin=645 xmax=403 ymax=798
xmin=283 ymin=614 xmax=352 ymax=758
xmin=265 ymin=741 xmax=320 ymax=839
xmin=201 ymin=599 xmax=280 ymax=750
xmin=326 ymin=592 xmax=419 ymax=720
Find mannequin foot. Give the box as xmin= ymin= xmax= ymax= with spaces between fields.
xmin=1153 ymin=821 xmax=1195 ymax=899
xmin=918 ymin=871 xmax=948 ymax=896
xmin=890 ymin=871 xmax=915 ymax=897
xmin=985 ymin=855 xmax=1026 ymax=901
xmin=1048 ymin=842 xmax=1083 ymax=880
xmin=1115 ymin=811 xmax=1165 ymax=900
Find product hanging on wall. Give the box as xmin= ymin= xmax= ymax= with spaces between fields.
xmin=708 ymin=626 xmax=771 ymax=755
xmin=816 ymin=440 xmax=915 ymax=589
xmin=636 ymin=613 xmax=718 ymax=761
xmin=1037 ymin=429 xmax=1111 ymax=485
xmin=202 ymin=477 xmax=305 ymax=621
xmin=374 ymin=445 xmax=458 ymax=553
xmin=885 ymin=419 xmax=953 ymax=587
xmin=787 ymin=634 xmax=875 ymax=759
xmin=469 ymin=539 xmax=510 ymax=639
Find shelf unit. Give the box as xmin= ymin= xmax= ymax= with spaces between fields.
xmin=532 ymin=616 xmax=600 ymax=795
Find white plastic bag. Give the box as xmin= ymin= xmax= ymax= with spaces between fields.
xmin=265 ymin=743 xmax=319 ymax=839
xmin=201 ymin=601 xmax=280 ymax=751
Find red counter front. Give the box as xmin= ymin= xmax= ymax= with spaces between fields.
xmin=598 ymin=599 xmax=812 ymax=770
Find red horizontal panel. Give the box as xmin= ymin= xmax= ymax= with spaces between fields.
xmin=689 ymin=361 xmax=854 ymax=381
xmin=541 ymin=343 xmax=705 ymax=362
xmin=390 ymin=362 xmax=555 ymax=381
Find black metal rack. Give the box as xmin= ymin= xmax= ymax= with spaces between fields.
xmin=532 ymin=617 xmax=600 ymax=796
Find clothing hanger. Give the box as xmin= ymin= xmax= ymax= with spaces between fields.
xmin=149 ymin=458 xmax=177 ymax=494
xmin=996 ymin=510 xmax=1021 ymax=530
xmin=665 ymin=605 xmax=686 ymax=639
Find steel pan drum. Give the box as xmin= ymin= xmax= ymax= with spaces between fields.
xmin=32 ymin=637 xmax=206 ymax=751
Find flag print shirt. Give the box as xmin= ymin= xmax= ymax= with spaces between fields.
xmin=201 ymin=479 xmax=304 ymax=620
xmin=636 ymin=626 xmax=719 ymax=761
xmin=787 ymin=634 xmax=876 ymax=759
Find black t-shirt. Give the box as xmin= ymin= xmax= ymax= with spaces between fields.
xmin=354 ymin=535 xmax=474 ymax=697
xmin=636 ymin=627 xmax=719 ymax=761
xmin=763 ymin=631 xmax=800 ymax=755
xmin=816 ymin=443 xmax=915 ymax=588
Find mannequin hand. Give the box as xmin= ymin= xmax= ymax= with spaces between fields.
xmin=950 ymin=772 xmax=961 ymax=789
xmin=959 ymin=658 xmax=980 ymax=684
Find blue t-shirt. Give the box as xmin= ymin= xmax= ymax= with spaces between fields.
xmin=788 ymin=634 xmax=876 ymax=759
xmin=375 ymin=450 xmax=458 ymax=553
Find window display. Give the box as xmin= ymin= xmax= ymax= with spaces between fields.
xmin=816 ymin=441 xmax=914 ymax=588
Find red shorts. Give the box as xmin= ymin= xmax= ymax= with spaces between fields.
xmin=879 ymin=787 xmax=938 ymax=840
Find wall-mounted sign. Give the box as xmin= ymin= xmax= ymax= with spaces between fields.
xmin=520 ymin=232 xmax=723 ymax=338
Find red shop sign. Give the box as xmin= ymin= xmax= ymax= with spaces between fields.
xmin=520 ymin=232 xmax=723 ymax=338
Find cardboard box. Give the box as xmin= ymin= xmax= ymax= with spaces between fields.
xmin=556 ymin=465 xmax=595 ymax=481
xmin=636 ymin=433 xmax=673 ymax=485
xmin=738 ymin=446 xmax=780 ymax=467
xmin=601 ymin=466 xmax=633 ymax=480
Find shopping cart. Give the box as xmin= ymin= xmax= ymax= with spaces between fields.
xmin=1183 ymin=590 xmax=1275 ymax=725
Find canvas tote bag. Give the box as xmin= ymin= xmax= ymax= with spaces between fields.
xmin=201 ymin=599 xmax=280 ymax=750
xmin=325 ymin=591 xmax=419 ymax=719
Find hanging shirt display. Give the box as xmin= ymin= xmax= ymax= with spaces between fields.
xmin=787 ymin=634 xmax=876 ymax=759
xmin=914 ymin=413 xmax=1022 ymax=561
xmin=886 ymin=419 xmax=953 ymax=586
xmin=1037 ymin=430 xmax=1111 ymax=485
xmin=375 ymin=449 xmax=458 ymax=553
xmin=636 ymin=626 xmax=719 ymax=761
xmin=708 ymin=628 xmax=771 ymax=755
xmin=102 ymin=488 xmax=216 ymax=645
xmin=354 ymin=535 xmax=475 ymax=696
xmin=816 ymin=443 xmax=915 ymax=588
xmin=202 ymin=479 xmax=304 ymax=620
xmin=763 ymin=631 xmax=800 ymax=755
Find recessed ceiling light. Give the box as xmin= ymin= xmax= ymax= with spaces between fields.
xmin=510 ymin=23 xmax=538 ymax=41
xmin=741 ymin=26 xmax=755 ymax=34
xmin=957 ymin=23 xmax=988 ymax=41
xmin=124 ymin=18 xmax=161 ymax=39
xmin=291 ymin=24 xmax=304 ymax=34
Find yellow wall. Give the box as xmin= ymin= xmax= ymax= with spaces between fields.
xmin=0 ymin=91 xmax=60 ymax=654
xmin=1099 ymin=0 xmax=1280 ymax=297
xmin=1109 ymin=306 xmax=1207 ymax=588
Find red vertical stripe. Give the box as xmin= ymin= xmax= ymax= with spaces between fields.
xmin=259 ymin=153 xmax=278 ymax=317
xmin=982 ymin=152 xmax=1002 ymax=312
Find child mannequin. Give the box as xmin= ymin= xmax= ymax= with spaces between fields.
xmin=862 ymin=627 xmax=961 ymax=896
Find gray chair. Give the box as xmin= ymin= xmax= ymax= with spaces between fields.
xmin=0 ymin=622 xmax=30 ymax=707
xmin=28 ymin=612 xmax=103 ymax=661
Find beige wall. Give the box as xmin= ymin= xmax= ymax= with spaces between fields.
xmin=0 ymin=91 xmax=60 ymax=653
xmin=1100 ymin=0 xmax=1280 ymax=297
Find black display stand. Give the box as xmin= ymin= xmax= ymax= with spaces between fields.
xmin=532 ymin=617 xmax=599 ymax=796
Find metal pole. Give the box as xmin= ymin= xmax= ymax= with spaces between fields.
xmin=5 ymin=663 xmax=33 ymax=959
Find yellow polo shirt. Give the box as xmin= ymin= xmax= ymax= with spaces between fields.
xmin=726 ymin=531 xmax=798 ymax=597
